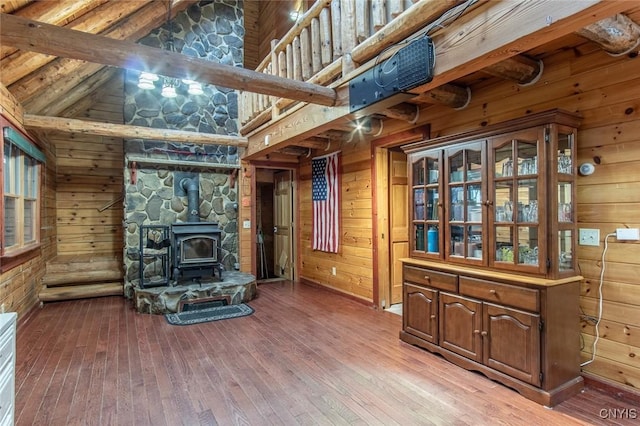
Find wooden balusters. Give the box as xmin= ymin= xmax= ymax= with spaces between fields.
xmin=240 ymin=0 xmax=446 ymax=129
xmin=320 ymin=8 xmax=332 ymax=67
xmin=300 ymin=27 xmax=313 ymax=80
xmin=356 ymin=0 xmax=370 ymax=43
xmin=341 ymin=0 xmax=357 ymax=75
xmin=311 ymin=18 xmax=322 ymax=74
xmin=372 ymin=0 xmax=387 ymax=31
xmin=331 ymin=0 xmax=342 ymax=60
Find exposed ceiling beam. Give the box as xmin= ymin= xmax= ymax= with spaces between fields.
xmin=244 ymin=0 xmax=633 ymax=159
xmin=0 ymin=13 xmax=338 ymax=107
xmin=23 ymin=114 xmax=248 ymax=147
xmin=1 ymin=0 xmax=154 ymax=86
xmin=481 ymin=55 xmax=543 ymax=86
xmin=8 ymin=0 xmax=191 ymax=110
xmin=576 ymin=13 xmax=640 ymax=55
xmin=410 ymin=0 xmax=631 ymax=94
xmin=0 ymin=0 xmax=109 ymax=60
xmin=413 ymin=83 xmax=471 ymax=109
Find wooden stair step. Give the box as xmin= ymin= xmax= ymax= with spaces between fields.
xmin=42 ymin=269 xmax=123 ymax=287
xmin=39 ymin=282 xmax=123 ymax=302
xmin=45 ymin=255 xmax=122 ymax=274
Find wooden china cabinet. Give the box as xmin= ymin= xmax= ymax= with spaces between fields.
xmin=400 ymin=110 xmax=583 ymax=406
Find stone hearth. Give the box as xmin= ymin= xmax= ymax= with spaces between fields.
xmin=133 ymin=271 xmax=256 ymax=314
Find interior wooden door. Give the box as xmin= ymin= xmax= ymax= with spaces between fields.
xmin=390 ymin=151 xmax=408 ymax=305
xmin=274 ymin=170 xmax=293 ymax=279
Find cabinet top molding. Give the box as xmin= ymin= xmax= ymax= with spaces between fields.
xmin=402 ymin=109 xmax=582 ymax=153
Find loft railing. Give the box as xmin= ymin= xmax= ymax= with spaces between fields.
xmin=239 ymin=0 xmax=436 ymax=135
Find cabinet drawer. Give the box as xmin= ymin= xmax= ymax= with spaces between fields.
xmin=459 ymin=277 xmax=539 ymax=312
xmin=404 ymin=265 xmax=458 ymax=292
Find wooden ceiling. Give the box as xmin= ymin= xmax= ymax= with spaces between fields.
xmin=1 ymin=1 xmax=196 ymax=117
xmin=2 ymin=1 xmax=640 ymax=161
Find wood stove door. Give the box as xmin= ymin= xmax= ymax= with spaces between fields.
xmin=274 ymin=170 xmax=293 ymax=279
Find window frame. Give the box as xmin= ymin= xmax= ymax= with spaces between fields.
xmin=1 ymin=116 xmax=43 ymax=271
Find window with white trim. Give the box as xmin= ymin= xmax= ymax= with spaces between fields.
xmin=1 ymin=121 xmax=43 ymax=257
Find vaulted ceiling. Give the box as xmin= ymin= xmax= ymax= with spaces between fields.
xmin=1 ymin=1 xmax=200 ymax=117
xmin=2 ymin=0 xmax=640 ymax=160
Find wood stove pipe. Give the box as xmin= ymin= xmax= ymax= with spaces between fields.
xmin=181 ymin=177 xmax=200 ymax=222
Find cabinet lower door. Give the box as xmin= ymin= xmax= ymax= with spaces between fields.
xmin=404 ymin=283 xmax=438 ymax=343
xmin=439 ymin=293 xmax=482 ymax=362
xmin=483 ymin=303 xmax=541 ymax=386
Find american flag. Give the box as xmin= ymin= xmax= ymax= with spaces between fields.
xmin=312 ymin=151 xmax=340 ymax=253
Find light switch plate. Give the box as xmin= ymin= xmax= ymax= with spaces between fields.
xmin=579 ymin=228 xmax=600 ymax=246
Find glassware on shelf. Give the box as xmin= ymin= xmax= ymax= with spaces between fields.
xmin=496 ymin=246 xmax=514 ymax=262
xmin=518 ymin=158 xmax=537 ymax=175
xmin=503 ymin=201 xmax=513 ymax=222
xmin=528 ymin=200 xmax=538 ymax=222
xmin=558 ymin=203 xmax=572 ymax=222
xmin=558 ymin=153 xmax=572 ymax=174
xmin=518 ymin=246 xmax=539 ymax=265
xmin=501 ymin=160 xmax=513 ymax=177
xmin=428 ymin=169 xmax=439 ymax=184
xmin=467 ymin=169 xmax=481 ymax=181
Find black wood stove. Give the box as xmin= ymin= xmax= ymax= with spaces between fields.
xmin=171 ymin=221 xmax=223 ymax=282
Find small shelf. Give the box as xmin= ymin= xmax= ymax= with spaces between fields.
xmin=127 ymin=155 xmax=240 ymax=171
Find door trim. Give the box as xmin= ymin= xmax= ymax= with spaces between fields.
xmin=251 ymin=164 xmax=298 ymax=282
xmin=371 ymin=127 xmax=430 ymax=309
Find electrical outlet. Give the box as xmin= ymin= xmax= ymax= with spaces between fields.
xmin=579 ymin=228 xmax=600 ymax=246
xmin=617 ymin=228 xmax=640 ymax=240
xmin=331 ymin=266 xmax=336 ymax=276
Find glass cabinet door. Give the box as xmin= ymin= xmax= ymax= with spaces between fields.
xmin=411 ymin=153 xmax=442 ymax=256
xmin=491 ymin=131 xmax=543 ymax=272
xmin=446 ymin=142 xmax=484 ymax=261
xmin=555 ymin=127 xmax=577 ymax=274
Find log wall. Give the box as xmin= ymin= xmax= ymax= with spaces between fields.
xmin=298 ymin=136 xmax=374 ymax=302
xmin=296 ymin=13 xmax=640 ymax=392
xmin=51 ymin=74 xmax=124 ymax=257
xmin=380 ymin=35 xmax=640 ymax=391
xmin=0 ymin=84 xmax=55 ymax=317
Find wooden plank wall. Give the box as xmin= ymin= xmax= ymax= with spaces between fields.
xmin=243 ymin=0 xmax=260 ymax=70
xmin=0 ymin=85 xmax=55 ymax=316
xmin=238 ymin=160 xmax=254 ymax=273
xmin=298 ymin=136 xmax=374 ymax=302
xmin=295 ymin=9 xmax=640 ymax=391
xmin=257 ymin=0 xmax=296 ymax=64
xmin=51 ymin=73 xmax=124 ymax=257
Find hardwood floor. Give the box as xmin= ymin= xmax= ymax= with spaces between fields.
xmin=14 ymin=281 xmax=638 ymax=425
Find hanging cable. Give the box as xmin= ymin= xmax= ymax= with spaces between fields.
xmin=581 ymin=232 xmax=616 ymax=367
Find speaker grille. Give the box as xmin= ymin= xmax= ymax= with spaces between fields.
xmin=397 ymin=35 xmax=435 ymax=91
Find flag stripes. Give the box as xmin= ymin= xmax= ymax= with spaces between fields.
xmin=312 ymin=151 xmax=339 ymax=253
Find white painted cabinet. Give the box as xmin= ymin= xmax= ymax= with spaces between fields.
xmin=0 ymin=313 xmax=17 ymax=426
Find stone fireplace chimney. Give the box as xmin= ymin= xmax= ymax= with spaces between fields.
xmin=120 ymin=0 xmax=244 ymax=298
